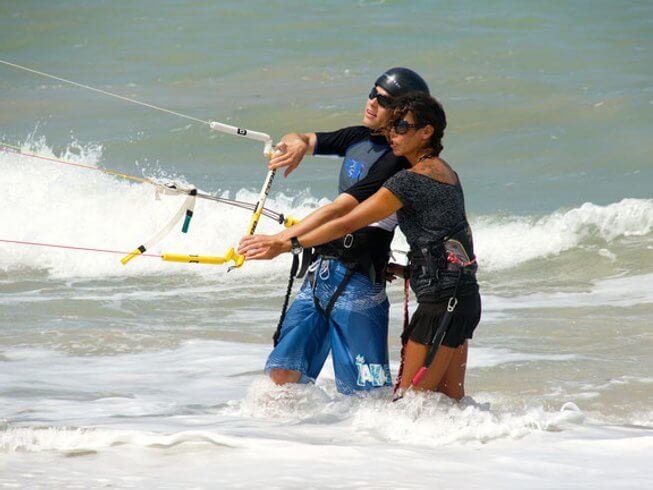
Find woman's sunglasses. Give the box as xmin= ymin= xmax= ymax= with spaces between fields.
xmin=368 ymin=86 xmax=393 ymax=108
xmin=391 ymin=119 xmax=424 ymax=135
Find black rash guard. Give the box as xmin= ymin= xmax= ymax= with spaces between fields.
xmin=315 ymin=126 xmax=408 ymax=203
xmin=313 ymin=126 xmax=409 ymax=279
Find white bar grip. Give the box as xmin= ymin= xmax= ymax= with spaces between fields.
xmin=209 ymin=121 xmax=273 ymax=155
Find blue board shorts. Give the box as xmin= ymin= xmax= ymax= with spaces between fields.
xmin=265 ymin=257 xmax=392 ymax=394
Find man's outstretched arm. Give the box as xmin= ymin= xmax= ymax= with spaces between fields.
xmin=268 ymin=132 xmax=317 ymax=177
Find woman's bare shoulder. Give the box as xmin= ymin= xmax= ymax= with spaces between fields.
xmin=412 ymin=157 xmax=458 ymax=185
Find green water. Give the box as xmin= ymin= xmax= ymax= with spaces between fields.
xmin=1 ymin=4 xmax=652 ymax=488
xmin=1 ymin=0 xmax=651 ymax=213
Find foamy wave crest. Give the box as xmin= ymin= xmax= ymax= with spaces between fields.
xmin=473 ymin=199 xmax=653 ymax=270
xmin=2 ymin=138 xmax=651 ymax=277
xmin=352 ymin=393 xmax=585 ymax=447
xmin=0 ymin=426 xmax=237 ymax=454
xmin=0 ymin=138 xmax=327 ymax=278
xmin=232 ymin=379 xmax=585 ymax=447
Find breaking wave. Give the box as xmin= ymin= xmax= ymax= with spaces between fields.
xmin=474 ymin=198 xmax=653 ymax=270
xmin=1 ymin=138 xmax=651 ymax=278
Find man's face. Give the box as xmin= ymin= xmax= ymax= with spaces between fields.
xmin=363 ymin=85 xmax=392 ymax=130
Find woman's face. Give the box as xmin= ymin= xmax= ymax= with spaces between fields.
xmin=363 ymin=85 xmax=393 ymax=130
xmin=389 ymin=112 xmax=430 ymax=157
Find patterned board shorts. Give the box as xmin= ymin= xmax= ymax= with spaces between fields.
xmin=265 ymin=258 xmax=392 ymax=394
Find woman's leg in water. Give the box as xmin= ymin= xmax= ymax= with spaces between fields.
xmin=436 ymin=341 xmax=468 ymax=400
xmin=397 ymin=340 xmax=455 ymax=393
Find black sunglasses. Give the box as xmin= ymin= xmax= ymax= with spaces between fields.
xmin=368 ymin=86 xmax=393 ymax=108
xmin=391 ymin=119 xmax=424 ymax=135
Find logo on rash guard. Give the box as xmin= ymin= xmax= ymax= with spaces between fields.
xmin=355 ymin=355 xmax=390 ymax=387
xmin=344 ymin=158 xmax=365 ymax=180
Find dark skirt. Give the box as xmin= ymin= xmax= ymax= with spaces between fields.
xmin=407 ymin=289 xmax=482 ymax=349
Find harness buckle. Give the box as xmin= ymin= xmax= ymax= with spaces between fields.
xmin=308 ymin=259 xmax=320 ymax=274
xmin=447 ymin=296 xmax=458 ymax=312
xmin=343 ymin=233 xmax=354 ymax=249
xmin=319 ymin=259 xmax=330 ymax=280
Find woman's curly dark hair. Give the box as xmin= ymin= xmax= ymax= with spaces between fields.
xmin=389 ymin=92 xmax=447 ymax=157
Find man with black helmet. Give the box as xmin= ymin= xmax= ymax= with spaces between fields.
xmin=241 ymin=68 xmax=430 ymax=394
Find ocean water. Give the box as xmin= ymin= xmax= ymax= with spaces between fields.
xmin=1 ymin=1 xmax=652 ymax=489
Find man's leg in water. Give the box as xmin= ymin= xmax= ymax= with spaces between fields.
xmin=265 ymin=279 xmax=331 ymax=386
xmin=328 ymin=269 xmax=392 ymax=394
xmin=269 ymin=368 xmax=301 ymax=385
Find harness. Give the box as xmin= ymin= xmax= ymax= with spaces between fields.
xmin=307 ymin=257 xmax=356 ymax=318
xmin=410 ymin=250 xmax=476 ymax=387
xmin=272 ymin=227 xmax=392 ymax=345
xmin=272 ymin=132 xmax=394 ymax=345
xmin=393 ymin=221 xmax=477 ymax=396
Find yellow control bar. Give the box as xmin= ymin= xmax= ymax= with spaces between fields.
xmin=121 ymin=247 xmax=145 ymax=265
xmin=162 ymin=248 xmax=236 ymax=265
xmin=150 ymin=213 xmax=302 ymax=268
xmin=283 ymin=216 xmax=300 ymax=228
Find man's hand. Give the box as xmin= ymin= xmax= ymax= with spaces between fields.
xmin=268 ymin=133 xmax=312 ymax=177
xmin=238 ymin=234 xmax=289 ymax=260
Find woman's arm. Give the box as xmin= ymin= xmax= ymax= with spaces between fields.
xmin=236 ymin=193 xmax=359 ymax=251
xmin=239 ymin=188 xmax=403 ymax=260
xmin=278 ymin=193 xmax=359 ymax=241
xmin=298 ymin=188 xmax=402 ymax=248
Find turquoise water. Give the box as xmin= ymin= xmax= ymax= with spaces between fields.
xmin=1 ymin=3 xmax=652 ymax=489
xmin=1 ymin=1 xmax=651 ymax=213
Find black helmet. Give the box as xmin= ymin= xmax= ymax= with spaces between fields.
xmin=375 ymin=67 xmax=430 ymax=96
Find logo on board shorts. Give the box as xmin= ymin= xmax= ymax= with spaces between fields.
xmin=355 ymin=355 xmax=390 ymax=387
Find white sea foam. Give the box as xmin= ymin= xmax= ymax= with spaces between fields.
xmin=0 ymin=338 xmax=593 ymax=483
xmin=0 ymin=138 xmax=325 ymax=278
xmin=473 ymin=198 xmax=653 ymax=270
xmin=1 ymin=138 xmax=651 ymax=278
xmin=0 ymin=397 xmax=584 ymax=454
xmin=233 ymin=378 xmax=586 ymax=448
xmin=349 ymin=392 xmax=585 ymax=446
xmin=0 ymin=427 xmax=239 ymax=454
xmin=0 ymin=341 xmax=588 ymax=436
xmin=1 ymin=426 xmax=652 ymax=490
xmin=1 ymin=342 xmax=651 ymax=489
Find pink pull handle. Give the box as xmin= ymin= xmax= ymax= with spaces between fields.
xmin=412 ymin=367 xmax=427 ymax=386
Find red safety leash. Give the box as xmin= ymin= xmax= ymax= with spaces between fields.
xmin=393 ymin=275 xmax=411 ymax=396
xmin=0 ymin=238 xmax=161 ymax=258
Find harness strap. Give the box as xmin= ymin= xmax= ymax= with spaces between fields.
xmin=296 ymin=248 xmax=313 ymax=279
xmin=273 ymin=248 xmax=313 ymax=347
xmin=411 ymin=267 xmax=464 ymax=387
xmin=307 ymin=259 xmax=356 ymax=319
xmin=314 ymin=266 xmax=355 ymax=318
xmin=393 ymin=275 xmax=412 ymax=395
